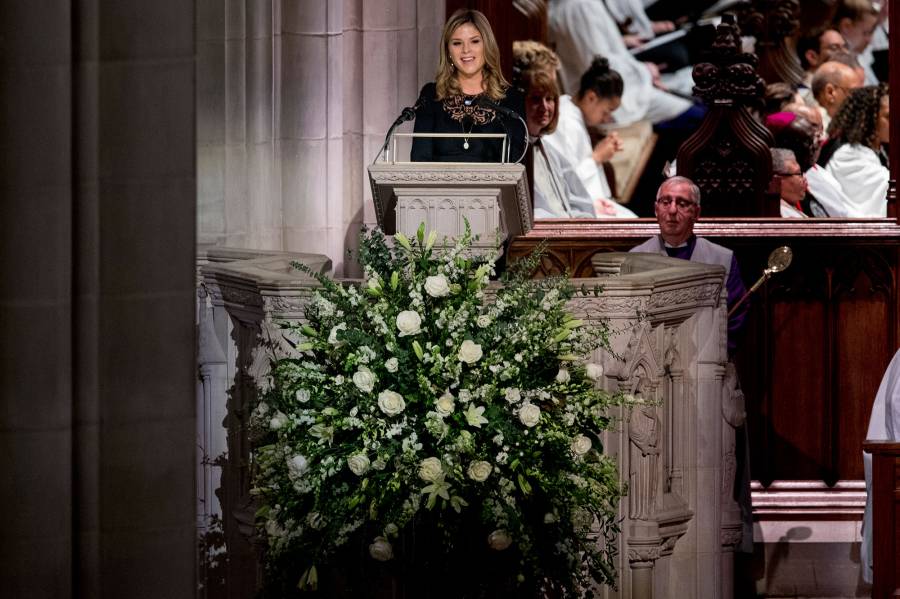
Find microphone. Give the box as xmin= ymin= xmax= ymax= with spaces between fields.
xmin=474 ymin=96 xmax=529 ymax=164
xmin=373 ymin=94 xmax=425 ymax=163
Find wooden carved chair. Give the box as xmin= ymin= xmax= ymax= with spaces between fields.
xmin=740 ymin=0 xmax=805 ymax=87
xmin=676 ymin=14 xmax=777 ymax=217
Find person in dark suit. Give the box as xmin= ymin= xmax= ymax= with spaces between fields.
xmin=411 ymin=9 xmax=526 ymax=163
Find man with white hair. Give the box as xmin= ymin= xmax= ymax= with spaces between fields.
xmin=630 ymin=176 xmax=748 ymax=355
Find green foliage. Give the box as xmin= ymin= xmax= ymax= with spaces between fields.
xmin=251 ymin=225 xmax=623 ymax=597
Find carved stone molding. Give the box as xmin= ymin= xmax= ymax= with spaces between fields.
xmin=627 ymin=544 xmax=663 ymax=564
xmin=720 ymin=527 xmax=744 ymax=548
xmin=368 ymin=163 xmax=532 ymax=237
xmin=648 ymin=282 xmax=722 ymax=310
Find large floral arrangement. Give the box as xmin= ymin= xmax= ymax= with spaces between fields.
xmin=250 ymin=225 xmax=622 ymax=598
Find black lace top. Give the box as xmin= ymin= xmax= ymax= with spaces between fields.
xmin=410 ymin=82 xmax=526 ymax=163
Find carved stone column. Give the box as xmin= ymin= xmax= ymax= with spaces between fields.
xmin=578 ymin=252 xmax=733 ymax=599
xmin=200 ymin=250 xmax=331 ymax=597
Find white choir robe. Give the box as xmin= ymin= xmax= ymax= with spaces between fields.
xmin=805 ymin=165 xmax=854 ymax=217
xmin=861 ymin=348 xmax=900 ymax=583
xmin=779 ymin=200 xmax=807 ymax=218
xmin=548 ymin=0 xmax=691 ymax=125
xmin=532 ymin=138 xmax=597 ymax=219
xmin=823 ymin=144 xmax=889 ymax=217
xmin=543 ymin=96 xmax=637 ymax=218
xmin=605 ymin=0 xmax=654 ymax=38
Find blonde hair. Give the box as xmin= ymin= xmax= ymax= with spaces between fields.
xmin=512 ymin=40 xmax=560 ymax=83
xmin=435 ymin=9 xmax=509 ymax=102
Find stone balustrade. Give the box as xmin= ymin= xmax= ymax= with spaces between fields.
xmin=197 ymin=249 xmax=737 ymax=598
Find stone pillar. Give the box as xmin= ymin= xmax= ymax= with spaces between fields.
xmin=0 ymin=1 xmax=196 ymax=598
xmin=582 ymin=252 xmax=732 ymax=599
xmin=201 ymin=250 xmax=331 ymax=596
xmin=196 ymin=0 xmax=445 ymax=275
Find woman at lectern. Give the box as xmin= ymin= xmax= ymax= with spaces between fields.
xmin=410 ymin=9 xmax=526 ymax=163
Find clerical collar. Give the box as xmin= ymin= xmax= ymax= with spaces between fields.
xmin=663 ymin=235 xmax=695 ymax=249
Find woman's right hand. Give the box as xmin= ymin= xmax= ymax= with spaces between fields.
xmin=592 ymin=131 xmax=623 ymax=164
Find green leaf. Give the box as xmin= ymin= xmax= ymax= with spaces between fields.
xmin=301 ymin=325 xmax=318 ymax=338
xmin=390 ymin=271 xmax=399 ymax=290
xmin=517 ymin=473 xmax=532 ymax=495
xmin=425 ymin=229 xmax=438 ymax=251
xmin=394 ymin=232 xmax=412 ymax=251
xmin=552 ymin=329 xmax=571 ymax=343
xmin=416 ymin=222 xmax=425 ymax=245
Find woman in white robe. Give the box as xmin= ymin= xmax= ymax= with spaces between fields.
xmin=518 ymin=65 xmax=601 ymax=219
xmin=548 ymin=0 xmax=691 ymax=125
xmin=819 ymin=84 xmax=890 ymax=217
xmin=542 ymin=57 xmax=637 ymax=217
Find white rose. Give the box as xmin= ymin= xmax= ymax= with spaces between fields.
xmin=396 ymin=310 xmax=422 ymax=336
xmin=352 ymin=369 xmax=376 ymax=393
xmin=467 ymin=460 xmax=493 ymax=482
xmin=347 ymin=453 xmax=370 ymax=476
xmin=385 ymin=357 xmax=399 ymax=373
xmin=487 ymin=529 xmax=512 ymax=551
xmin=435 ymin=392 xmax=455 ymax=416
xmin=294 ymin=388 xmax=310 ymax=403
xmin=418 ymin=457 xmax=443 ymax=482
xmin=518 ymin=403 xmax=541 ymax=428
xmin=384 ymin=523 xmax=399 ymax=537
xmin=286 ymin=454 xmax=309 ymax=481
xmin=378 ymin=390 xmax=406 ymax=416
xmin=328 ymin=322 xmax=346 ymax=344
xmin=369 ymin=536 xmax=394 ymax=561
xmin=269 ymin=411 xmax=288 ymax=430
xmin=556 ymin=368 xmax=571 ymax=383
xmin=585 ymin=363 xmax=604 ymax=381
xmin=458 ymin=340 xmax=483 ymax=364
xmin=571 ymin=434 xmax=592 ymax=456
xmin=544 ymin=512 xmax=557 ymax=524
xmin=476 ymin=314 xmax=491 ymax=328
xmin=424 ymin=274 xmax=451 ymax=298
xmin=504 ymin=388 xmax=521 ymax=404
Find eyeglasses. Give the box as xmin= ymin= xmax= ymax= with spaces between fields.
xmin=656 ymin=196 xmax=697 ymax=210
xmin=775 ymin=171 xmax=804 ymax=178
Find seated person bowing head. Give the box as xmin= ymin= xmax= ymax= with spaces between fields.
xmin=411 ymin=9 xmax=526 ymax=163
xmin=543 ymin=56 xmax=636 ymax=217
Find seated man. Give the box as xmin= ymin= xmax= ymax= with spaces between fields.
xmin=796 ymin=27 xmax=849 ymax=101
xmin=811 ymin=59 xmax=864 ymax=129
xmin=630 ymin=176 xmax=747 ymax=355
xmin=770 ymin=148 xmax=809 ymax=218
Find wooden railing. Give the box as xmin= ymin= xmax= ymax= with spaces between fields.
xmin=862 ymin=441 xmax=900 ymax=599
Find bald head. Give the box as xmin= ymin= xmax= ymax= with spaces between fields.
xmin=811 ymin=61 xmax=864 ymax=116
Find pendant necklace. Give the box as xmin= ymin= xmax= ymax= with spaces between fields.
xmin=461 ymin=95 xmax=476 ymax=150
xmin=461 ymin=117 xmax=474 ymax=150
